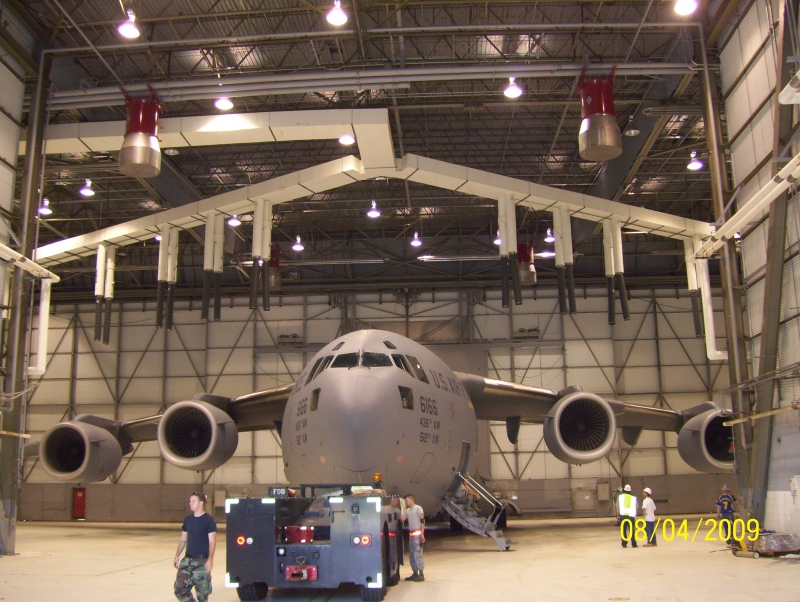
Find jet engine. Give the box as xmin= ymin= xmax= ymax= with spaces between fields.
xmin=677 ymin=408 xmax=734 ymax=473
xmin=40 ymin=420 xmax=122 ymax=482
xmin=157 ymin=400 xmax=238 ymax=470
xmin=543 ymin=392 xmax=617 ymax=464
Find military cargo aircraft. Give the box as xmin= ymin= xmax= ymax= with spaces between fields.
xmin=33 ymin=329 xmax=733 ymax=521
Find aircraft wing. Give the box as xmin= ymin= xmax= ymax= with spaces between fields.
xmin=455 ymin=372 xmax=732 ymax=472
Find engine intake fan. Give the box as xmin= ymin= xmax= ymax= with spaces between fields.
xmin=40 ymin=420 xmax=122 ymax=482
xmin=158 ymin=400 xmax=238 ymax=470
xmin=543 ymin=392 xmax=616 ymax=464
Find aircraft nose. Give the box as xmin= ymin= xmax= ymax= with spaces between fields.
xmin=322 ymin=372 xmax=398 ymax=471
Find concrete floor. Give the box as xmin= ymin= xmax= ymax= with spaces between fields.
xmin=1 ymin=517 xmax=798 ymax=602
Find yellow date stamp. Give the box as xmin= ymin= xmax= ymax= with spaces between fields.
xmin=621 ymin=518 xmax=761 ymax=543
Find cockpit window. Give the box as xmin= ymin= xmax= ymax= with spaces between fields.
xmin=406 ymin=355 xmax=430 ymax=384
xmin=310 ymin=355 xmax=334 ymax=382
xmin=362 ymin=352 xmax=393 ymax=367
xmin=331 ymin=352 xmax=359 ymax=368
xmin=305 ymin=358 xmax=324 ymax=386
xmin=392 ymin=354 xmax=414 ymax=376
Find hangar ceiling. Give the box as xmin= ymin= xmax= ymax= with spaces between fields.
xmin=3 ymin=0 xmax=735 ymax=299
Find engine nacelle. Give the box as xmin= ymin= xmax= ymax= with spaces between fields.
xmin=158 ymin=400 xmax=238 ymax=471
xmin=543 ymin=392 xmax=617 ymax=464
xmin=40 ymin=421 xmax=122 ymax=482
xmin=677 ymin=409 xmax=734 ymax=473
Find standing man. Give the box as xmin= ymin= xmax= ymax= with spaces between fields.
xmin=403 ymin=494 xmax=425 ymax=582
xmin=174 ymin=492 xmax=217 ymax=602
xmin=618 ymin=484 xmax=638 ymax=548
xmin=642 ymin=487 xmax=657 ymax=547
xmin=716 ymin=484 xmax=737 ymax=545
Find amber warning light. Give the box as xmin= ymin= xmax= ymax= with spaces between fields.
xmin=236 ymin=536 xmax=245 ymax=545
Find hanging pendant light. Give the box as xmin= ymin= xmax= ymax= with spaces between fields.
xmin=410 ymin=232 xmax=422 ymax=247
xmin=215 ymin=97 xmax=234 ymax=111
xmin=687 ymin=151 xmax=704 ymax=171
xmin=117 ymin=8 xmax=140 ymax=39
xmin=544 ymin=228 xmax=555 ymax=243
xmin=327 ymin=0 xmax=348 ymax=26
xmin=674 ymin=0 xmax=698 ymax=15
xmin=80 ymin=179 xmax=95 ymax=197
xmin=494 ymin=230 xmax=502 ymax=245
xmin=367 ymin=200 xmax=381 ymax=218
xmin=38 ymin=198 xmax=53 ymax=215
xmin=338 ymin=133 xmax=356 ymax=145
xmin=504 ymin=77 xmax=523 ymax=99
xmin=227 ymin=214 xmax=241 ymax=227
xmin=292 ymin=235 xmax=305 ymax=251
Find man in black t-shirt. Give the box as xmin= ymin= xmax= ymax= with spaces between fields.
xmin=173 ymin=492 xmax=217 ymax=602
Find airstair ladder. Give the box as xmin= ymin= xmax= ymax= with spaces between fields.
xmin=443 ymin=472 xmax=511 ymax=551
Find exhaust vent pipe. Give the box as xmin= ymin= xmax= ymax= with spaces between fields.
xmin=119 ymin=97 xmax=161 ymax=178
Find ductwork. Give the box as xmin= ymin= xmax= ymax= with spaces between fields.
xmin=39 ymin=420 xmax=122 ymax=482
xmin=577 ymin=74 xmax=622 ymax=162
xmin=119 ymin=98 xmax=161 ymax=178
xmin=543 ymin=392 xmax=617 ymax=464
xmin=157 ymin=400 xmax=238 ymax=471
xmin=695 ymin=258 xmax=728 ymax=361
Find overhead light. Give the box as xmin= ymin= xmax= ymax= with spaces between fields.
xmin=623 ymin=116 xmax=640 ymax=137
xmin=327 ymin=0 xmax=348 ymax=25
xmin=80 ymin=179 xmax=95 ymax=197
xmin=227 ymin=214 xmax=241 ymax=227
xmin=215 ymin=97 xmax=234 ymax=111
xmin=366 ymin=200 xmax=381 ymax=218
xmin=687 ymin=150 xmax=704 ymax=171
xmin=494 ymin=230 xmax=502 ymax=245
xmin=410 ymin=232 xmax=422 ymax=247
xmin=674 ymin=0 xmax=698 ymax=15
xmin=504 ymin=77 xmax=523 ymax=99
xmin=733 ymin=231 xmax=742 ymax=239
xmin=292 ymin=235 xmax=305 ymax=252
xmin=155 ymin=234 xmax=162 ymax=242
xmin=163 ymin=148 xmax=179 ymax=156
xmin=117 ymin=8 xmax=140 ymax=39
xmin=38 ymin=198 xmax=52 ymax=216
xmin=544 ymin=228 xmax=555 ymax=243
xmin=537 ymin=250 xmax=556 ymax=258
xmin=339 ymin=133 xmax=356 ymax=145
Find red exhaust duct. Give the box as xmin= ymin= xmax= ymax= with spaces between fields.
xmin=119 ymin=97 xmax=162 ymax=178
xmin=577 ymin=69 xmax=622 ymax=162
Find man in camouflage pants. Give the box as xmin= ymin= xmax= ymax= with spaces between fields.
xmin=174 ymin=492 xmax=217 ymax=602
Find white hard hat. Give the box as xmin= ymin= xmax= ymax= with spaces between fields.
xmin=624 ymin=484 xmax=632 ymax=492
xmin=643 ymin=487 xmax=652 ymax=495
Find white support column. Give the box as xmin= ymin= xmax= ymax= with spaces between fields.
xmin=552 ymin=208 xmax=565 ymax=267
xmin=262 ymin=201 xmax=273 ymax=263
xmin=696 ymin=258 xmax=729 ymax=361
xmin=167 ymin=228 xmax=179 ymax=283
xmin=610 ymin=216 xmax=624 ymax=275
xmin=559 ymin=205 xmax=573 ymax=265
xmin=27 ymin=279 xmax=52 ymax=376
xmin=157 ymin=225 xmax=170 ymax=282
xmin=104 ymin=246 xmax=116 ymax=299
xmin=252 ymin=200 xmax=264 ymax=259
xmin=684 ymin=237 xmax=699 ymax=291
xmin=602 ymin=219 xmax=615 ymax=277
xmin=497 ymin=196 xmax=508 ymax=257
xmin=503 ymin=195 xmax=517 ymax=252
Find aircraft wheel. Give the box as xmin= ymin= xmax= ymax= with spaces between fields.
xmin=752 ymin=551 xmax=760 ymax=559
xmin=237 ymin=582 xmax=268 ymax=601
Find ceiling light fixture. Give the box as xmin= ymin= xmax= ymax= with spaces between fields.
xmin=215 ymin=97 xmax=234 ymax=111
xmin=367 ymin=200 xmax=381 ymax=218
xmin=155 ymin=234 xmax=162 ymax=242
xmin=227 ymin=214 xmax=241 ymax=227
xmin=327 ymin=0 xmax=348 ymax=25
xmin=163 ymin=148 xmax=179 ymax=156
xmin=537 ymin=250 xmax=556 ymax=258
xmin=338 ymin=133 xmax=356 ymax=145
xmin=117 ymin=8 xmax=140 ymax=39
xmin=292 ymin=235 xmax=305 ymax=252
xmin=38 ymin=198 xmax=52 ymax=216
xmin=674 ymin=0 xmax=698 ymax=15
xmin=623 ymin=116 xmax=640 ymax=137
xmin=80 ymin=179 xmax=95 ymax=197
xmin=544 ymin=228 xmax=555 ymax=243
xmin=410 ymin=232 xmax=422 ymax=247
xmin=504 ymin=77 xmax=523 ymax=99
xmin=687 ymin=150 xmax=704 ymax=171
xmin=494 ymin=230 xmax=502 ymax=245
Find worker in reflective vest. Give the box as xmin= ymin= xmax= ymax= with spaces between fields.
xmin=618 ymin=484 xmax=638 ymax=548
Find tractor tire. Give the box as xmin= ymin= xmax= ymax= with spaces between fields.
xmin=360 ymin=585 xmax=386 ymax=601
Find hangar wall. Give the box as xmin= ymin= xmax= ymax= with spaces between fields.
xmin=719 ymin=0 xmax=800 ymax=532
xmin=20 ymin=287 xmax=732 ymax=521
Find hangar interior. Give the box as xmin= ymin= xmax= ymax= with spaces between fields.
xmin=0 ymin=0 xmax=799 ymax=557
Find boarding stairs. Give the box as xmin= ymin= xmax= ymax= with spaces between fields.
xmin=442 ymin=472 xmax=511 ymax=551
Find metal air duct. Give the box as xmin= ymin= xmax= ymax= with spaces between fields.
xmin=577 ymin=73 xmax=622 ymax=162
xmin=119 ymin=98 xmax=161 ymax=178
